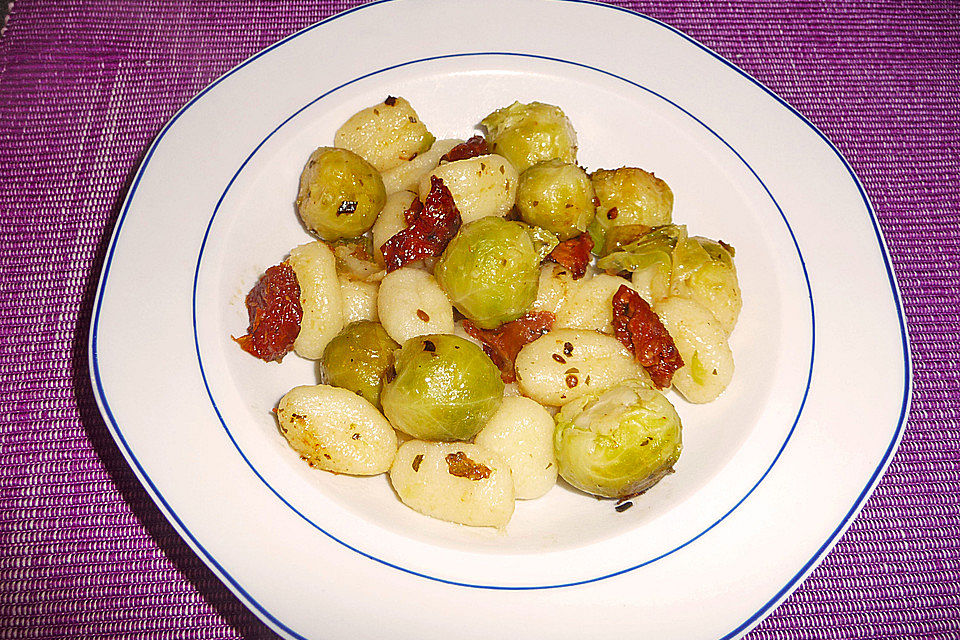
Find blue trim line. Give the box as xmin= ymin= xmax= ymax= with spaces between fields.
xmin=89 ymin=1 xmax=912 ymax=638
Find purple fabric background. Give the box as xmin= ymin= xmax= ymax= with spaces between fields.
xmin=0 ymin=0 xmax=957 ymax=638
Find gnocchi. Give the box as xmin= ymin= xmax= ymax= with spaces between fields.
xmin=381 ymin=138 xmax=463 ymax=195
xmin=474 ymin=396 xmax=557 ymax=499
xmin=372 ymin=190 xmax=417 ymax=265
xmin=515 ymin=329 xmax=647 ymax=406
xmin=334 ymin=96 xmax=435 ymax=172
xmin=390 ymin=440 xmax=514 ymax=528
xmin=418 ymin=154 xmax=518 ymax=224
xmin=277 ymin=385 xmax=397 ymax=475
xmin=287 ymin=241 xmax=344 ymax=359
xmin=339 ymin=278 xmax=379 ymax=324
xmin=653 ymin=296 xmax=734 ymax=403
xmin=531 ymin=264 xmax=639 ymax=334
xmin=377 ymin=267 xmax=454 ymax=343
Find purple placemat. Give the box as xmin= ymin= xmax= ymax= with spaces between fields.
xmin=0 ymin=1 xmax=957 ymax=638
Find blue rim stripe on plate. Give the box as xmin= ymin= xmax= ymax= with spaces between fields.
xmin=89 ymin=1 xmax=912 ymax=638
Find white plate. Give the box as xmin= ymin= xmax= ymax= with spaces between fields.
xmin=90 ymin=1 xmax=910 ymax=638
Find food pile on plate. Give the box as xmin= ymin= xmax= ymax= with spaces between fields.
xmin=234 ymin=96 xmax=741 ymax=528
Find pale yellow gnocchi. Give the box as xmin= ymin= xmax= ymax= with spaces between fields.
xmin=277 ymin=385 xmax=397 ymax=475
xmin=377 ymin=266 xmax=454 ymax=343
xmin=515 ymin=328 xmax=647 ymax=406
xmin=389 ymin=440 xmax=514 ymax=528
xmin=653 ymin=296 xmax=735 ymax=403
xmin=418 ymin=154 xmax=518 ymax=224
xmin=372 ymin=190 xmax=417 ymax=265
xmin=531 ymin=264 xmax=638 ymax=334
xmin=339 ymin=279 xmax=378 ymax=324
xmin=381 ymin=138 xmax=463 ymax=195
xmin=474 ymin=396 xmax=557 ymax=500
xmin=287 ymin=241 xmax=344 ymax=359
xmin=334 ymin=96 xmax=435 ymax=172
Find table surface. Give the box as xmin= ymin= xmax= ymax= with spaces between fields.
xmin=1 ymin=1 xmax=957 ymax=638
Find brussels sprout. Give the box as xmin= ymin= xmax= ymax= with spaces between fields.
xmin=296 ymin=147 xmax=386 ymax=241
xmin=670 ymin=236 xmax=742 ymax=333
xmin=516 ymin=160 xmax=597 ymax=240
xmin=381 ymin=334 xmax=504 ymax=441
xmin=597 ymin=225 xmax=687 ymax=303
xmin=554 ymin=380 xmax=682 ymax=499
xmin=435 ymin=217 xmax=540 ymax=329
xmin=585 ymin=218 xmax=606 ymax=257
xmin=480 ymin=101 xmax=578 ymax=173
xmin=589 ymin=222 xmax=658 ymax=257
xmin=332 ymin=237 xmax=379 ymax=282
xmin=522 ymin=223 xmax=560 ymax=262
xmin=590 ymin=167 xmax=673 ymax=255
xmin=321 ymin=321 xmax=400 ymax=408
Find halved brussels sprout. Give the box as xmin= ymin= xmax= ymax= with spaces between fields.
xmin=296 ymin=147 xmax=386 ymax=241
xmin=516 ymin=160 xmax=596 ymax=240
xmin=670 ymin=236 xmax=742 ymax=333
xmin=589 ymin=222 xmax=658 ymax=257
xmin=321 ymin=321 xmax=399 ymax=409
xmin=554 ymin=380 xmax=682 ymax=498
xmin=522 ymin=223 xmax=560 ymax=262
xmin=435 ymin=217 xmax=540 ymax=329
xmin=597 ymin=225 xmax=687 ymax=303
xmin=480 ymin=101 xmax=578 ymax=173
xmin=598 ymin=226 xmax=741 ymax=330
xmin=590 ymin=167 xmax=673 ymax=255
xmin=381 ymin=334 xmax=504 ymax=441
xmin=332 ymin=237 xmax=380 ymax=282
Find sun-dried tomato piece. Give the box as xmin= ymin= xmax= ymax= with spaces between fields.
xmin=402 ymin=196 xmax=424 ymax=225
xmin=440 ymin=135 xmax=489 ymax=163
xmin=548 ymin=233 xmax=594 ymax=279
xmin=382 ymin=176 xmax=462 ymax=272
xmin=611 ymin=285 xmax=683 ymax=389
xmin=461 ymin=311 xmax=555 ymax=383
xmin=235 ymin=262 xmax=302 ymax=362
xmin=445 ymin=451 xmax=492 ymax=480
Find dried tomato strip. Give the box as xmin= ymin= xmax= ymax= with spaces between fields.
xmin=548 ymin=233 xmax=594 ymax=279
xmin=382 ymin=176 xmax=462 ymax=272
xmin=235 ymin=262 xmax=302 ymax=362
xmin=402 ymin=196 xmax=424 ymax=225
xmin=611 ymin=285 xmax=683 ymax=389
xmin=440 ymin=135 xmax=489 ymax=163
xmin=462 ymin=311 xmax=555 ymax=383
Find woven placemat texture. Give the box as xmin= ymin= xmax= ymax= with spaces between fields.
xmin=0 ymin=0 xmax=957 ymax=638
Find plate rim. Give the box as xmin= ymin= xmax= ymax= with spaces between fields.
xmin=88 ymin=1 xmax=913 ymax=638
